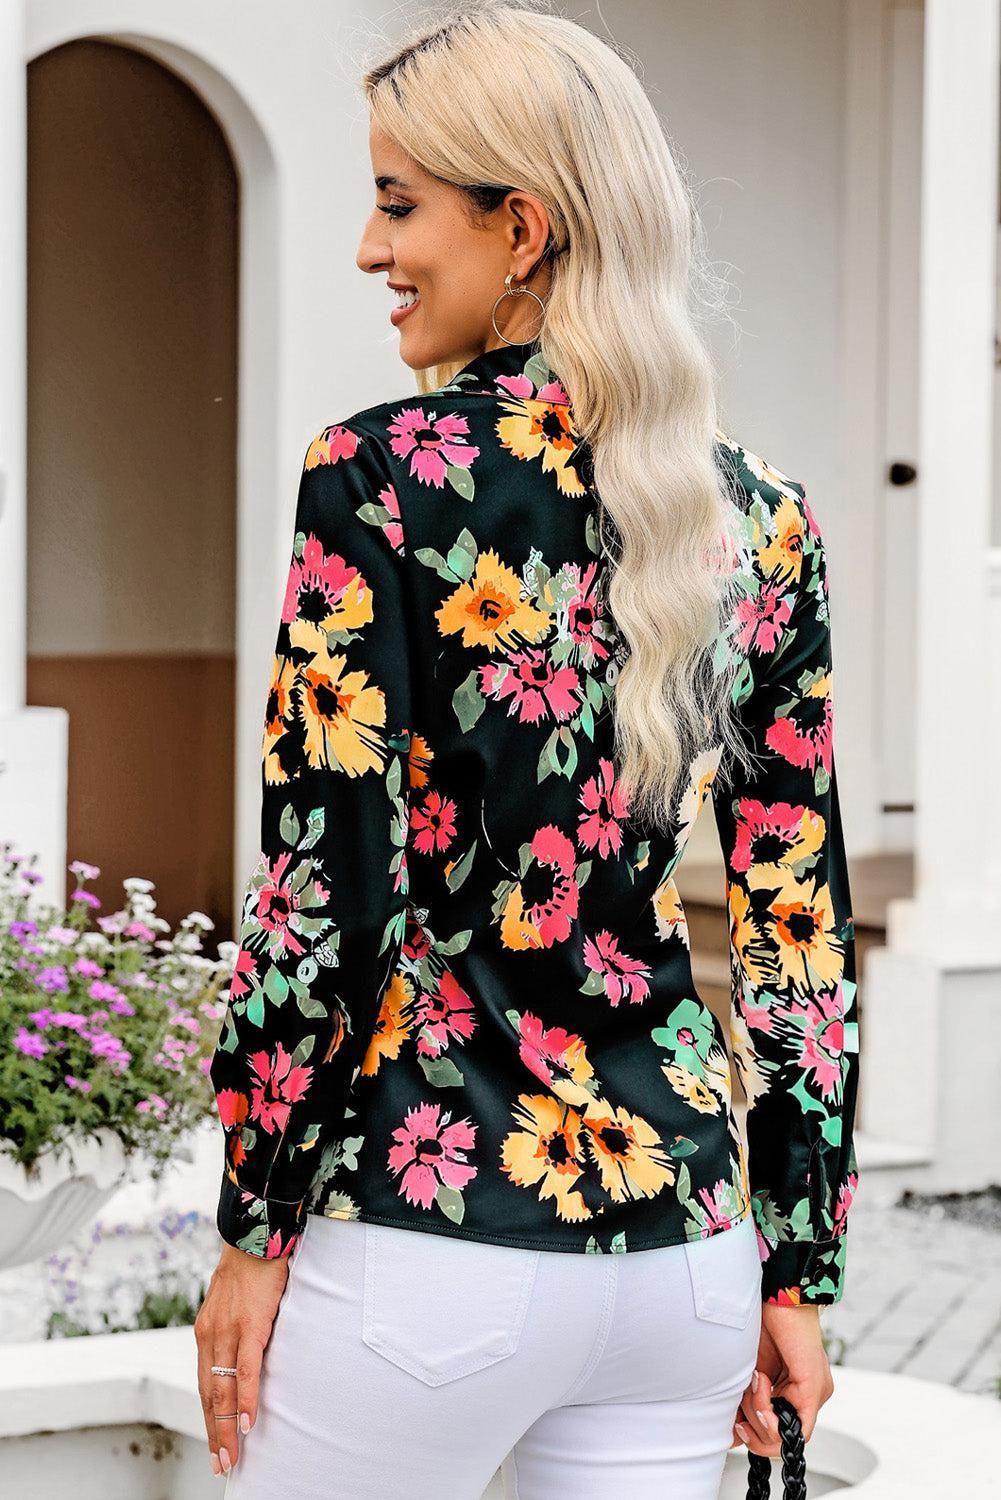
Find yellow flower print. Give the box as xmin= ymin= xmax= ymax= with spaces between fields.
xmin=728 ymin=1009 xmax=771 ymax=1110
xmin=361 ymin=971 xmax=415 ymax=1077
xmin=702 ymin=1044 xmax=734 ymax=1107
xmin=436 ymin=548 xmax=549 ymax=651
xmin=758 ymin=494 xmax=805 ymax=584
xmin=581 ymin=1101 xmax=676 ymax=1202
xmin=732 ymin=865 xmax=845 ymax=994
xmin=262 ymin=655 xmax=299 ymax=784
xmin=500 ymin=1094 xmax=594 ymax=1222
xmin=407 ymin=730 xmax=435 ymax=792
xmin=661 ymin=1062 xmax=722 ymax=1114
xmin=652 ymin=877 xmax=689 ymax=947
xmin=496 ymin=398 xmax=587 ymax=498
xmin=298 ymin=637 xmax=388 ymax=777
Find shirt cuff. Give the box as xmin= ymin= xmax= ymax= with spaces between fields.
xmin=216 ymin=1171 xmax=308 ymax=1259
xmin=758 ymin=1236 xmax=846 ymax=1305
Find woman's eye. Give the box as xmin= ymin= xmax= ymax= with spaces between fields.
xmin=377 ymin=202 xmax=413 ymax=220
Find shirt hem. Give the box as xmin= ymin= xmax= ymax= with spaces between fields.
xmin=311 ymin=1196 xmax=756 ymax=1254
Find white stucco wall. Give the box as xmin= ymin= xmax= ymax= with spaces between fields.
xmin=24 ymin=0 xmax=863 ymax=887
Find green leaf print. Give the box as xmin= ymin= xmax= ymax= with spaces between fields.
xmin=454 ymin=669 xmax=486 ymax=732
xmin=418 ymin=1054 xmax=465 ymax=1089
xmin=446 ymin=464 xmax=475 ymax=501
xmin=279 ymin=804 xmax=300 ymax=847
xmin=436 ymin=1182 xmax=465 ymax=1224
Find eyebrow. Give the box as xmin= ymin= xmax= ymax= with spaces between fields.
xmin=375 ymin=174 xmax=414 ymax=191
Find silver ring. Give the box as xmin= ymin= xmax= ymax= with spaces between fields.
xmin=216 ymin=1412 xmax=239 ymax=1420
xmin=211 ymin=1366 xmax=238 ymax=1377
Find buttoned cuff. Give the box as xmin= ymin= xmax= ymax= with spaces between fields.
xmin=758 ymin=1237 xmax=846 ymax=1305
xmin=216 ymin=1172 xmax=307 ymax=1259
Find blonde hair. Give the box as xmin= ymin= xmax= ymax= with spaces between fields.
xmin=361 ymin=0 xmax=753 ymax=835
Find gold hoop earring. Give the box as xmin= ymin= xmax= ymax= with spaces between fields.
xmin=490 ymin=272 xmax=546 ymax=345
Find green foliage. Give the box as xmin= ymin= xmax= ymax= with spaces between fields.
xmin=0 ymin=844 xmax=231 ymax=1173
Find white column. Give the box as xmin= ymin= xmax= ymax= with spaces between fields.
xmin=0 ymin=8 xmax=69 ymax=903
xmin=885 ymin=0 xmax=1001 ymax=967
xmin=0 ymin=0 xmax=26 ymax=713
xmin=860 ymin=0 xmax=1001 ymax=1187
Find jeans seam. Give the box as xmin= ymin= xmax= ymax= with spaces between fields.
xmin=552 ymin=1254 xmax=618 ymax=1406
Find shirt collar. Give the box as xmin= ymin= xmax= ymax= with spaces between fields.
xmin=448 ymin=340 xmax=570 ymax=405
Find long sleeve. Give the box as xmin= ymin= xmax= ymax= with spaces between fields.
xmin=711 ymin=480 xmax=860 ymax=1305
xmin=210 ymin=421 xmax=412 ymax=1258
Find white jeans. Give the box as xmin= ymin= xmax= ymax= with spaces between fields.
xmin=225 ymin=1210 xmax=762 ymax=1500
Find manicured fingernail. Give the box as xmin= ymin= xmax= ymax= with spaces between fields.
xmin=755 ymin=1408 xmax=771 ymax=1428
xmin=240 ymin=1412 xmax=251 ymax=1434
xmin=752 ymin=1368 xmax=760 ymax=1393
xmin=209 ymin=1452 xmax=221 ymax=1476
xmin=219 ymin=1447 xmax=232 ymax=1473
xmin=735 ymin=1422 xmax=749 ymax=1440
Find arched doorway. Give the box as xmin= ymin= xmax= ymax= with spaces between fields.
xmin=26 ymin=37 xmax=238 ymax=936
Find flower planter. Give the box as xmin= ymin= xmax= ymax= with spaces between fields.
xmin=0 ymin=1130 xmax=130 ymax=1271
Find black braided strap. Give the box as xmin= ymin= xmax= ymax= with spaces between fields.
xmin=745 ymin=1394 xmax=807 ymax=1499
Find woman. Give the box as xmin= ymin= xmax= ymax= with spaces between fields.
xmin=195 ymin=3 xmax=859 ymax=1495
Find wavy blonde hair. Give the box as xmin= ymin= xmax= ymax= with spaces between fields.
xmin=360 ymin=0 xmax=753 ymax=835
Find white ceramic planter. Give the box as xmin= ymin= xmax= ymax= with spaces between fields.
xmin=0 ymin=1131 xmax=130 ymax=1271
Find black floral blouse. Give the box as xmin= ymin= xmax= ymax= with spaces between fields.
xmin=210 ymin=339 xmax=860 ymax=1305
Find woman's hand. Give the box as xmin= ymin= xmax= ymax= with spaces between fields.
xmin=731 ymin=1303 xmax=836 ymax=1457
xmin=194 ymin=1242 xmax=291 ymax=1477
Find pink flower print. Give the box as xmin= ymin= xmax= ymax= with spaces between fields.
xmin=495 ymin=372 xmax=571 ymax=406
xmin=516 ymin=1013 xmax=586 ymax=1092
xmin=577 ymin=757 xmax=630 ymax=858
xmin=523 ymin=826 xmax=580 ymax=946
xmin=734 ymin=581 xmax=793 ymax=658
xmin=480 ymin=648 xmax=581 ymax=724
xmin=766 ymin=693 xmax=834 ymax=776
xmin=387 ymin=1101 xmax=478 ymax=1210
xmin=379 ymin=482 xmax=405 ymax=554
xmin=247 ymin=1042 xmax=312 ymax=1134
xmin=283 ymin=533 xmax=369 ymax=629
xmin=253 ymin=852 xmax=328 ymax=960
xmin=833 ymin=1171 xmax=858 ymax=1236
xmin=388 ymin=407 xmax=480 ymax=488
xmin=582 ymin=930 xmax=651 ymax=1005
xmin=307 ymin=424 xmax=360 ymax=466
xmin=265 ymin=1228 xmax=299 ymax=1259
xmin=729 ymin=799 xmax=812 ymax=875
xmin=414 ymin=971 xmax=477 ymax=1059
xmin=784 ymin=982 xmax=847 ymax=1100
xmin=567 ymin=563 xmax=610 ymax=664
xmin=691 ymin=1179 xmax=745 ymax=1234
xmin=228 ymin=947 xmax=258 ymax=1001
xmin=410 ymin=790 xmax=458 ymax=855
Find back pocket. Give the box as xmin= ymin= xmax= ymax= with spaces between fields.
xmin=683 ymin=1214 xmax=761 ymax=1329
xmin=361 ymin=1220 xmax=541 ymax=1386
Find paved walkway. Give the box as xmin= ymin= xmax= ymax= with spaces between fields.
xmin=820 ymin=1185 xmax=1001 ymax=1399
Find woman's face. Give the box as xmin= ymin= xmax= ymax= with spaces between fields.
xmin=357 ymin=121 xmax=553 ymax=371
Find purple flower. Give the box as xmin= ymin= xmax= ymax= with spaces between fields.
xmin=71 ymin=889 xmax=101 ymax=909
xmin=69 ymin=861 xmax=100 ymax=880
xmin=72 ymin=957 xmax=104 ymax=978
xmin=21 ymin=868 xmax=44 ymax=887
xmin=124 ymin=921 xmax=156 ymax=941
xmin=65 ymin=1075 xmax=92 ymax=1093
xmin=35 ymin=965 xmax=70 ymax=995
xmin=28 ymin=1007 xmax=54 ymax=1029
xmin=9 ymin=919 xmax=38 ymax=941
xmin=51 ymin=1011 xmax=87 ymax=1031
xmin=88 ymin=981 xmax=121 ymax=1003
xmin=14 ymin=1027 xmax=48 ymax=1059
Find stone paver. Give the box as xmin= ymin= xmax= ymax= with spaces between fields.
xmin=820 ymin=1183 xmax=1001 ymax=1398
